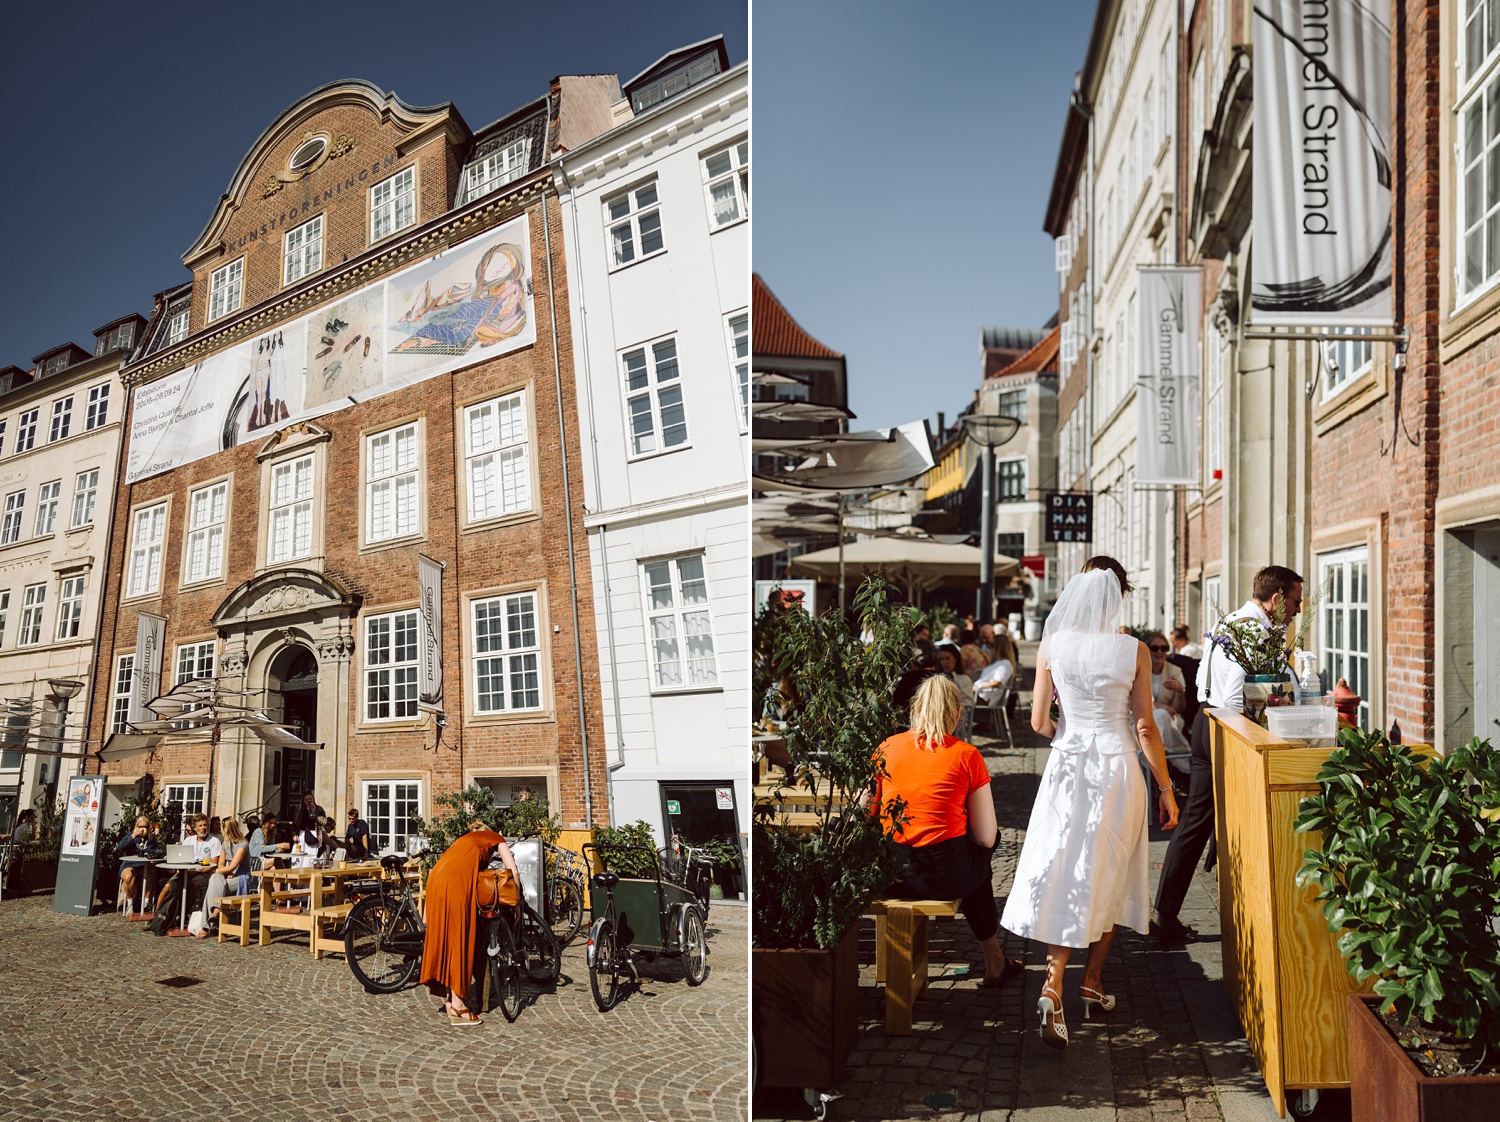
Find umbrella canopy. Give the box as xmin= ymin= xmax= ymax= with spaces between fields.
xmin=788 ymin=538 xmax=1022 ymax=591
xmin=754 ymin=420 xmax=933 ymax=492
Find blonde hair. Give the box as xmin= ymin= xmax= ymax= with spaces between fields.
xmin=909 ymin=674 xmax=961 ymax=750
xmin=222 ymin=817 xmax=247 ymax=844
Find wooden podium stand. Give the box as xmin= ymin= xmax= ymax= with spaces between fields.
xmin=1208 ymin=709 xmax=1374 ymax=1117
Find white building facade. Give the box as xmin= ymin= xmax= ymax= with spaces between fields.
xmin=554 ymin=40 xmax=749 ymax=893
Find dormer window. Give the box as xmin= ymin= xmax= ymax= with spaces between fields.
xmin=209 ymin=258 xmax=243 ymax=322
xmin=289 ymin=136 xmax=327 ymax=172
xmin=465 ymin=139 xmax=530 ymax=202
xmin=93 ymin=322 xmax=135 ymax=357
xmin=43 ymin=353 xmax=69 ymax=377
xmin=631 ymin=52 xmax=721 ymax=112
xmin=167 ymin=308 xmax=189 ymax=345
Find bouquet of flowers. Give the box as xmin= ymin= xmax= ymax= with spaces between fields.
xmin=1205 ymin=612 xmax=1293 ymax=677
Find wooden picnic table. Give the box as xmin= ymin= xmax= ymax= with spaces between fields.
xmin=256 ymin=860 xmax=417 ymax=959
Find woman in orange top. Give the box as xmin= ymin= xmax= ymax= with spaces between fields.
xmin=419 ymin=822 xmax=520 ymax=1026
xmin=875 ymin=675 xmax=1022 ymax=987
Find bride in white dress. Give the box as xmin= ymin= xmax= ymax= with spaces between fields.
xmin=999 ymin=557 xmax=1180 ymax=1051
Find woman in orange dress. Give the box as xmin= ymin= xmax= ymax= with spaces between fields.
xmin=419 ymin=822 xmax=519 ymax=1026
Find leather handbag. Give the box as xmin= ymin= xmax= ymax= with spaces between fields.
xmin=476 ymin=868 xmax=518 ymax=915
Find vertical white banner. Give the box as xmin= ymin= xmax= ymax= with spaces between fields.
xmin=129 ymin=612 xmax=167 ymax=727
xmin=417 ymin=555 xmax=444 ymax=708
xmin=1137 ymin=266 xmax=1203 ymax=484
xmin=1251 ymin=0 xmax=1393 ymax=325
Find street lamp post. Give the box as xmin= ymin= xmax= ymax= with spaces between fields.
xmin=960 ymin=415 xmax=1022 ymax=623
xmin=43 ymin=678 xmax=84 ymax=805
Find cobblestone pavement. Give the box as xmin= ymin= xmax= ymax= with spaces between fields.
xmin=754 ymin=644 xmax=1325 ymax=1122
xmin=0 ymin=894 xmax=748 ymax=1121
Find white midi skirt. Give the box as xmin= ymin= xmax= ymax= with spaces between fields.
xmin=999 ymin=744 xmax=1149 ymax=948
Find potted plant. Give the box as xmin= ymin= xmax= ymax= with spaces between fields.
xmin=1295 ymin=730 xmax=1500 ymax=1119
xmin=13 ymin=794 xmax=65 ymax=894
xmin=752 ymin=577 xmax=911 ymax=1092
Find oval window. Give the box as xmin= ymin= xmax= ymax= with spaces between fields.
xmin=289 ymin=137 xmax=327 ymax=172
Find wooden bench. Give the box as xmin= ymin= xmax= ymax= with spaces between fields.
xmin=215 ymin=895 xmax=258 ymax=946
xmin=864 ymin=898 xmax=961 ymax=1035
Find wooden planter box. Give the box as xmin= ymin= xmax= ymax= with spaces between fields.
xmin=1348 ymin=995 xmax=1500 ymax=1121
xmin=753 ymin=923 xmax=859 ymax=1089
xmin=15 ymin=858 xmax=58 ymax=894
xmin=1210 ymin=710 xmax=1377 ymax=1116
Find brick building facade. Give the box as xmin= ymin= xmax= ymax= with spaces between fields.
xmin=88 ymin=79 xmax=617 ymax=847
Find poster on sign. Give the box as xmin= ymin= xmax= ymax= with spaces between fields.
xmin=1136 ymin=266 xmax=1201 ymax=485
xmin=1251 ymin=0 xmax=1393 ymax=326
xmin=62 ymin=777 xmax=100 ymax=857
xmin=127 ymin=214 xmax=536 ymax=484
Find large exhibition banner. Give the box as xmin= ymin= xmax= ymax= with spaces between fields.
xmin=1136 ymin=266 xmax=1202 ymax=485
xmin=128 ymin=214 xmax=536 ymax=483
xmin=1252 ymin=0 xmax=1393 ymax=326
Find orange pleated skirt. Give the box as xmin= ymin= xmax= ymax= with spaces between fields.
xmin=419 ymin=829 xmax=501 ymax=999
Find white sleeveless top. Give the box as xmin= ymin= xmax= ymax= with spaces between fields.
xmin=1046 ymin=631 xmax=1140 ymax=756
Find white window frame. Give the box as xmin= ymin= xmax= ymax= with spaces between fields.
xmin=33 ymin=480 xmax=60 ymax=537
xmin=55 ymin=575 xmax=85 ymax=641
xmin=365 ymin=423 xmax=422 ymax=545
xmin=996 ymin=388 xmax=1028 ymax=425
xmin=0 ymin=590 xmax=8 ymax=648
xmin=605 ymin=180 xmax=665 ymax=269
xmin=70 ymin=469 xmax=99 ymax=529
xmin=621 ymin=336 xmax=688 ymax=458
xmin=364 ymin=609 xmax=419 ymax=722
xmin=0 ymin=418 xmax=7 ymax=457
xmin=49 ymin=397 xmax=73 ymax=443
xmin=127 ymin=502 xmax=168 ymax=598
xmin=162 ymin=783 xmax=206 ymax=819
xmin=471 ymin=590 xmax=543 ymax=715
xmin=362 ymin=779 xmax=423 ymax=856
xmin=110 ymin=653 xmax=134 ymax=733
xmin=85 ymin=383 xmax=110 ymax=430
xmin=1204 ymin=332 xmax=1224 ymax=484
xmin=267 ymin=453 xmax=315 ymax=564
xmin=370 ymin=167 xmax=416 ymax=243
xmin=997 ymin=457 xmax=1028 ymax=503
xmin=1 ymin=491 xmax=24 ymax=545
xmin=184 ymin=480 xmax=228 ymax=584
xmin=641 ymin=554 xmax=720 ymax=691
xmin=465 ymin=138 xmax=530 ymax=202
xmin=701 ymin=136 xmax=749 ymax=230
xmin=1319 ymin=547 xmax=1372 ymax=730
xmin=726 ymin=312 xmax=749 ymax=430
xmin=208 ymin=258 xmax=244 ymax=322
xmin=14 ymin=409 xmax=37 ymax=454
xmin=1321 ymin=329 xmax=1375 ymax=401
xmin=166 ymin=308 xmax=190 ymax=346
xmin=173 ymin=640 xmax=216 ymax=726
xmin=17 ymin=584 xmax=45 ymax=647
xmin=282 ymin=214 xmax=324 ymax=285
xmin=464 ymin=392 xmax=531 ymax=525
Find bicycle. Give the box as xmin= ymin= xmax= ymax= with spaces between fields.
xmin=543 ymin=841 xmax=586 ymax=944
xmin=483 ymin=894 xmax=560 ymax=1022
xmin=343 ymin=854 xmax=425 ymax=993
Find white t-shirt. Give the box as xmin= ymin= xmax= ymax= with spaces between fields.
xmin=190 ymin=835 xmax=224 ymax=862
xmin=974 ymin=659 xmax=1015 ymax=698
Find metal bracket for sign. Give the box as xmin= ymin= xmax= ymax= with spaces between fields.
xmin=1240 ymin=325 xmax=1409 ymax=349
xmin=1129 ymin=484 xmax=1192 ymax=493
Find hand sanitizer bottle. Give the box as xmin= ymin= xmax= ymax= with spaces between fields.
xmin=1296 ymin=651 xmax=1323 ymax=705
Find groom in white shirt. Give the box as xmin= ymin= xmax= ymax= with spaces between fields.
xmin=1151 ymin=565 xmax=1303 ymax=941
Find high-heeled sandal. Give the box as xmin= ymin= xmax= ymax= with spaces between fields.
xmin=1079 ymin=984 xmax=1116 ymax=1020
xmin=1037 ymin=985 xmax=1068 ymax=1051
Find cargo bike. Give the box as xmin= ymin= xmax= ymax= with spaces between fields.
xmin=582 ymin=841 xmax=710 ymax=1012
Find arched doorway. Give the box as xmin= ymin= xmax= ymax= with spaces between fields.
xmin=267 ymin=645 xmax=318 ymax=820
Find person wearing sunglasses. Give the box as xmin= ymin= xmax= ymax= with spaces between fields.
xmin=1143 ymin=631 xmax=1190 ymax=751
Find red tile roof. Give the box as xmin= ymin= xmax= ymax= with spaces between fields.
xmin=753 ymin=274 xmax=843 ymax=359
xmin=989 ymin=325 xmax=1059 ymax=379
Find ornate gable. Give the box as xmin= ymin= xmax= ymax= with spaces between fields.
xmin=211 ymin=568 xmax=357 ymax=629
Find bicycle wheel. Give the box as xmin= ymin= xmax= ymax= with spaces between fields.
xmin=521 ymin=905 xmax=560 ymax=983
xmin=489 ymin=915 xmax=522 ymax=1023
xmin=682 ymin=906 xmax=708 ymax=986
xmin=344 ymin=897 xmax=422 ymax=994
xmin=589 ymin=920 xmax=622 ymax=1012
xmin=548 ymin=877 xmax=584 ymax=945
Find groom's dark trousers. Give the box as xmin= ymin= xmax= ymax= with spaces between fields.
xmin=1154 ymin=709 xmax=1215 ymax=920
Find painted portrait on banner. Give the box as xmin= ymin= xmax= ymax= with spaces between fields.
xmin=243 ymin=321 xmax=306 ymax=434
xmin=306 ymin=287 xmax=385 ymax=409
xmin=386 ymin=215 xmax=535 ymax=381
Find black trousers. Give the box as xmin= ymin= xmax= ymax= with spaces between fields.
xmin=889 ymin=834 xmax=998 ymax=941
xmin=1154 ymin=710 xmax=1215 ymax=920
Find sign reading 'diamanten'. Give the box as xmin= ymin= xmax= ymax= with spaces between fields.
xmin=1252 ymin=0 xmax=1393 ymax=326
xmin=1136 ymin=266 xmax=1202 ymax=485
xmin=1045 ymin=493 xmax=1092 ymax=543
xmin=127 ymin=214 xmax=537 ymax=483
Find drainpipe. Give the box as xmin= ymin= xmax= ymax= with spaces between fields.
xmin=556 ymin=160 xmax=628 ymax=819
xmin=540 ymin=188 xmax=594 ymax=829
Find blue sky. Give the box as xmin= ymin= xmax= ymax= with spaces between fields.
xmin=753 ymin=0 xmax=1097 ymax=430
xmin=0 ymin=1 xmax=745 ymax=369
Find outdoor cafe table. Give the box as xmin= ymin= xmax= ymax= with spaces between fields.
xmin=155 ymin=861 xmax=211 ymax=932
xmin=256 ymin=860 xmax=417 ymax=959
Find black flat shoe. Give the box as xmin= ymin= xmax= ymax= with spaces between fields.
xmin=982 ymin=956 xmax=1025 ymax=987
xmin=1150 ymin=916 xmax=1198 ymax=942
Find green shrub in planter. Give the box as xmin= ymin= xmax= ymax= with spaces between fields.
xmin=591 ymin=820 xmax=659 ymax=878
xmin=753 ymin=577 xmax=912 ymax=950
xmin=1295 ymin=728 xmax=1500 ymax=1051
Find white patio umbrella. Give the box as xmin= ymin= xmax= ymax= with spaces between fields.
xmin=788 ymin=538 xmax=1022 ymax=601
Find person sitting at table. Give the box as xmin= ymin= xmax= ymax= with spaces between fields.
xmin=292 ymin=791 xmax=325 ymax=867
xmin=156 ymin=813 xmax=222 ymax=918
xmin=117 ymin=816 xmax=157 ymax=911
xmin=1144 ymin=630 xmax=1191 ymax=753
xmin=935 ymin=641 xmax=975 ymax=710
xmin=199 ymin=817 xmax=251 ymax=938
xmin=345 ymin=807 xmax=373 ymax=860
xmin=208 ymin=816 xmax=223 ymax=842
xmin=420 ymin=821 xmax=520 ymax=1026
